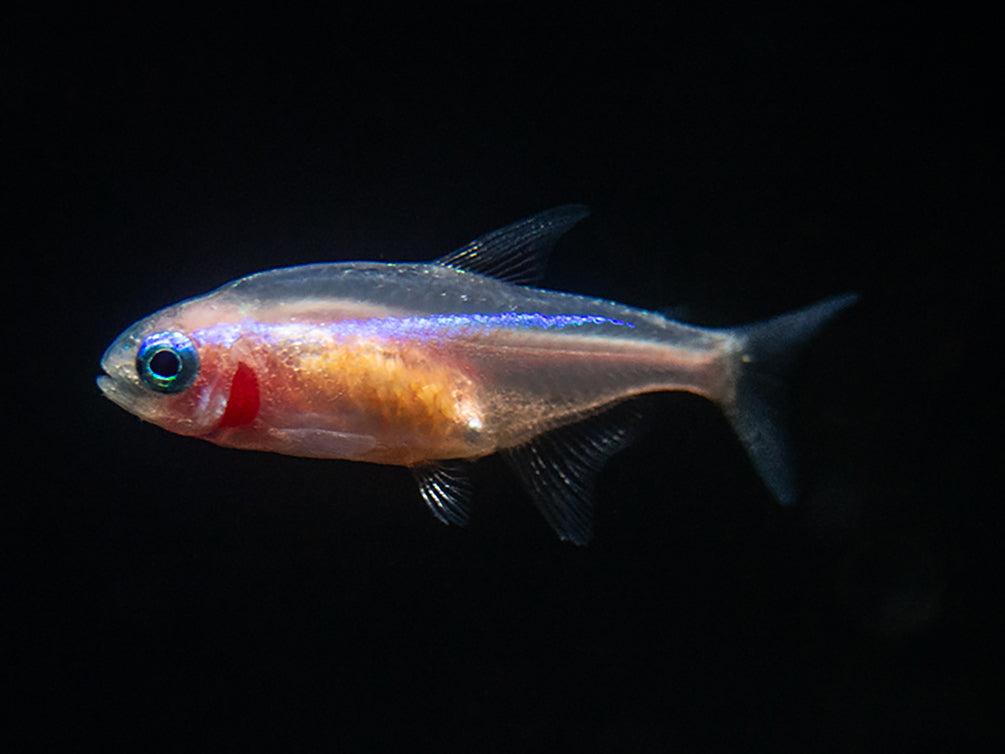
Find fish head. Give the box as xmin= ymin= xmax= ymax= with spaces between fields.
xmin=97 ymin=299 xmax=237 ymax=437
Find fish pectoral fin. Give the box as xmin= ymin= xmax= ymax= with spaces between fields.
xmin=412 ymin=460 xmax=475 ymax=527
xmin=434 ymin=205 xmax=589 ymax=285
xmin=503 ymin=402 xmax=644 ymax=546
xmin=266 ymin=428 xmax=378 ymax=459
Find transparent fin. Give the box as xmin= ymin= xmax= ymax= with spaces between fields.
xmin=434 ymin=205 xmax=589 ymax=285
xmin=412 ymin=460 xmax=475 ymax=527
xmin=503 ymin=403 xmax=643 ymax=545
xmin=723 ymin=293 xmax=859 ymax=505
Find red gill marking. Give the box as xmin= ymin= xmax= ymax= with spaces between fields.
xmin=218 ymin=361 xmax=260 ymax=428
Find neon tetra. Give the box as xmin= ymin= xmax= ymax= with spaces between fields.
xmin=98 ymin=206 xmax=856 ymax=543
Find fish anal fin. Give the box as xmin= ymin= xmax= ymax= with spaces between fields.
xmin=412 ymin=460 xmax=475 ymax=527
xmin=434 ymin=205 xmax=589 ymax=285
xmin=503 ymin=402 xmax=644 ymax=545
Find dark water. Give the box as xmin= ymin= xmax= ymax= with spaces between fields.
xmin=7 ymin=7 xmax=998 ymax=751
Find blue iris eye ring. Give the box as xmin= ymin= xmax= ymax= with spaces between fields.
xmin=136 ymin=331 xmax=200 ymax=394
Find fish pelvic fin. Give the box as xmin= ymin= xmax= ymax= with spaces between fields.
xmin=413 ymin=460 xmax=475 ymax=527
xmin=721 ymin=293 xmax=859 ymax=505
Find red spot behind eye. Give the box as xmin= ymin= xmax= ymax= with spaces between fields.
xmin=218 ymin=361 xmax=260 ymax=428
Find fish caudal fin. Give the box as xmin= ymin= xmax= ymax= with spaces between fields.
xmin=722 ymin=293 xmax=859 ymax=505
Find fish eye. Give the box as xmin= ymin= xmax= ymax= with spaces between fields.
xmin=136 ymin=331 xmax=200 ymax=394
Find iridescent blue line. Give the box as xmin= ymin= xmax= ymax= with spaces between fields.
xmin=386 ymin=312 xmax=636 ymax=333
xmin=194 ymin=312 xmax=635 ymax=347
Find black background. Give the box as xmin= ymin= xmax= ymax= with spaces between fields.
xmin=6 ymin=6 xmax=1000 ymax=751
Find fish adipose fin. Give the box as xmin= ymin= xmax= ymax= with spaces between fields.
xmin=413 ymin=460 xmax=475 ymax=527
xmin=503 ymin=403 xmax=644 ymax=545
xmin=722 ymin=293 xmax=859 ymax=505
xmin=435 ymin=204 xmax=590 ymax=285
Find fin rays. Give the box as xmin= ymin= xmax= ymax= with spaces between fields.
xmin=412 ymin=404 xmax=642 ymax=545
xmin=435 ymin=205 xmax=590 ymax=285
xmin=503 ymin=404 xmax=643 ymax=545
xmin=413 ymin=460 xmax=474 ymax=527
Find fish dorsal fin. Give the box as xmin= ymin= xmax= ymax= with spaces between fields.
xmin=434 ymin=204 xmax=590 ymax=285
xmin=412 ymin=460 xmax=474 ymax=527
xmin=503 ymin=402 xmax=643 ymax=545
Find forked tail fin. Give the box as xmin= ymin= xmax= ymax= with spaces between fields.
xmin=721 ymin=293 xmax=859 ymax=504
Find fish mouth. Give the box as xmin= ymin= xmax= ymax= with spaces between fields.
xmin=96 ymin=345 xmax=142 ymax=410
xmin=97 ymin=333 xmax=138 ymax=407
xmin=96 ymin=372 xmax=131 ymax=410
xmin=96 ymin=345 xmax=119 ymax=402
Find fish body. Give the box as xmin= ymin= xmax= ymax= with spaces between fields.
xmin=99 ymin=206 xmax=856 ymax=543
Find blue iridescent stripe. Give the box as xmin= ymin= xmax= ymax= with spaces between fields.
xmin=193 ymin=312 xmax=635 ymax=347
xmin=386 ymin=312 xmax=635 ymax=332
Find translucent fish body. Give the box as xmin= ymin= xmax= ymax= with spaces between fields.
xmin=99 ymin=206 xmax=856 ymax=543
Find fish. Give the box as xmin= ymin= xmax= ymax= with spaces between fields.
xmin=98 ymin=205 xmax=857 ymax=544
